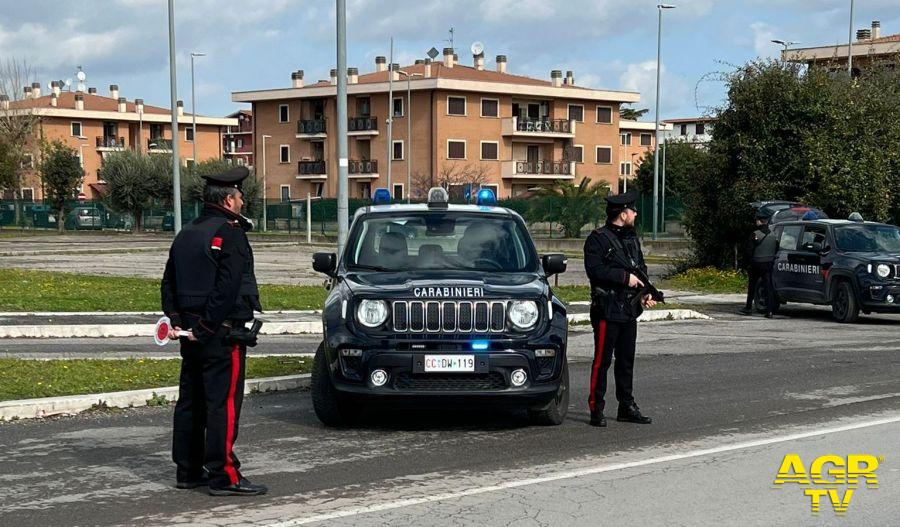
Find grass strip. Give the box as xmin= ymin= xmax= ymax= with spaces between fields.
xmin=659 ymin=267 xmax=747 ymax=294
xmin=0 ymin=357 xmax=311 ymax=402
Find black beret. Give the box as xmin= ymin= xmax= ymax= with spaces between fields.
xmin=606 ymin=189 xmax=639 ymax=213
xmin=201 ymin=166 xmax=250 ymax=189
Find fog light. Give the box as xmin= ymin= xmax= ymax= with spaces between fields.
xmin=535 ymin=348 xmax=556 ymax=357
xmin=370 ymin=369 xmax=388 ymax=387
xmin=510 ymin=369 xmax=527 ymax=387
xmin=340 ymin=349 xmax=363 ymax=357
xmin=887 ymin=294 xmax=895 ymax=303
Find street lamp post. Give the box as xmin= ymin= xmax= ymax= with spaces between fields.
xmin=397 ymin=70 xmax=422 ymax=203
xmin=652 ymin=3 xmax=675 ymax=241
xmin=190 ymin=52 xmax=205 ymax=168
xmin=771 ymin=39 xmax=799 ymax=60
xmin=628 ymin=152 xmax=638 ymax=193
xmin=167 ymin=0 xmax=182 ymax=235
xmin=261 ymin=134 xmax=272 ymax=232
xmin=336 ymin=0 xmax=350 ymax=252
xmin=386 ymin=37 xmax=394 ymax=191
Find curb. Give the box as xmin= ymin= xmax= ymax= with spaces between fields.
xmin=0 ymin=321 xmax=323 ymax=338
xmin=0 ymin=373 xmax=311 ymax=421
xmin=567 ymin=309 xmax=711 ymax=325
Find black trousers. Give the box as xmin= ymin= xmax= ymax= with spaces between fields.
xmin=745 ymin=263 xmax=775 ymax=313
xmin=588 ymin=317 xmax=637 ymax=414
xmin=172 ymin=328 xmax=247 ymax=489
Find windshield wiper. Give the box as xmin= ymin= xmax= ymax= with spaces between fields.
xmin=349 ymin=264 xmax=398 ymax=272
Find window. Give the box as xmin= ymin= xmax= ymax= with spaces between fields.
xmin=596 ymin=106 xmax=613 ymax=124
xmin=640 ymin=133 xmax=652 ymax=146
xmin=447 ymin=96 xmax=467 ymax=116
xmin=573 ymin=145 xmax=584 ymax=163
xmin=392 ymin=140 xmax=404 ymax=160
xmin=696 ymin=122 xmax=706 ymax=135
xmin=480 ymin=98 xmax=499 ymax=118
xmin=393 ymin=97 xmax=404 ymax=118
xmin=680 ymin=124 xmax=688 ymax=136
xmin=447 ymin=140 xmax=466 ymax=159
xmin=313 ymin=182 xmax=324 ymax=197
xmin=595 ymin=146 xmax=612 ymax=164
xmin=186 ymin=159 xmax=195 ymax=170
xmin=150 ymin=123 xmax=164 ymax=140
xmin=22 ymin=153 xmax=34 ymax=169
xmin=278 ymin=104 xmax=289 ymax=123
xmin=279 ymin=145 xmax=290 ymax=163
xmin=280 ymin=185 xmax=291 ymax=202
xmin=567 ymin=104 xmax=584 ymax=122
xmin=186 ymin=127 xmax=195 ymax=141
xmin=620 ymin=132 xmax=631 ymax=146
xmin=779 ymin=225 xmax=802 ymax=251
xmin=620 ymin=162 xmax=632 ymax=176
xmin=359 ymin=182 xmax=372 ymax=199
xmin=237 ymin=138 xmax=243 ymax=148
xmin=393 ymin=184 xmax=404 ymax=200
xmin=71 ymin=122 xmax=82 ymax=137
xmin=21 ymin=188 xmax=34 ymax=202
xmin=480 ymin=141 xmax=498 ymax=160
xmin=800 ymin=226 xmax=827 ymax=251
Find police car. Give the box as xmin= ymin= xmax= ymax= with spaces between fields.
xmin=310 ymin=187 xmax=570 ymax=426
xmin=765 ymin=216 xmax=900 ymax=322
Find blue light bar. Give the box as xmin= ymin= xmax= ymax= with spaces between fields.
xmin=471 ymin=340 xmax=489 ymax=351
xmin=372 ymin=187 xmax=391 ymax=205
xmin=475 ymin=188 xmax=496 ymax=206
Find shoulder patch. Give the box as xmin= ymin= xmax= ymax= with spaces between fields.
xmin=211 ymin=236 xmax=223 ymax=251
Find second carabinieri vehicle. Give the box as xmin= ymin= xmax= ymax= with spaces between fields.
xmin=310 ymin=187 xmax=570 ymax=426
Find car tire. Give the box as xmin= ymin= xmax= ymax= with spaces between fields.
xmin=831 ymin=280 xmax=860 ymax=323
xmin=311 ymin=341 xmax=360 ymax=426
xmin=527 ymin=359 xmax=569 ymax=426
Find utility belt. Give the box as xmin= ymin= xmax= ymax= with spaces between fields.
xmin=183 ymin=312 xmax=263 ymax=347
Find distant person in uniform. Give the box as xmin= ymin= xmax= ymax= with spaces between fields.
xmin=740 ymin=210 xmax=777 ymax=318
xmin=583 ymin=189 xmax=654 ymax=428
xmin=161 ymin=166 xmax=267 ymax=496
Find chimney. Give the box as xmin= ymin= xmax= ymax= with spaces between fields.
xmin=118 ymin=97 xmax=127 ymax=113
xmin=24 ymin=86 xmax=32 ymax=99
xmin=566 ymin=70 xmax=574 ymax=86
xmin=414 ymin=59 xmax=424 ymax=65
xmin=176 ymin=99 xmax=184 ymax=116
xmin=88 ymin=87 xmax=97 ymax=94
xmin=50 ymin=93 xmax=58 ymax=107
xmin=474 ymin=53 xmax=485 ymax=71
xmin=330 ymin=68 xmax=337 ymax=85
xmin=872 ymin=20 xmax=881 ymax=39
xmin=135 ymin=98 xmax=144 ymax=113
xmin=856 ymin=28 xmax=871 ymax=41
xmin=75 ymin=93 xmax=84 ymax=111
xmin=291 ymin=70 xmax=304 ymax=88
xmin=31 ymin=82 xmax=41 ymax=98
xmin=375 ymin=55 xmax=387 ymax=72
xmin=443 ymin=47 xmax=455 ymax=68
xmin=51 ymin=80 xmax=61 ymax=96
xmin=551 ymin=70 xmax=563 ymax=87
xmin=424 ymin=57 xmax=432 ymax=78
xmin=390 ymin=63 xmax=400 ymax=81
xmin=109 ymin=84 xmax=119 ymax=99
xmin=0 ymin=95 xmax=8 ymax=110
xmin=347 ymin=67 xmax=358 ymax=84
xmin=496 ymin=55 xmax=507 ymax=74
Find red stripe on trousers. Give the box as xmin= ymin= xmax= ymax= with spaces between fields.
xmin=224 ymin=344 xmax=240 ymax=485
xmin=588 ymin=320 xmax=607 ymax=413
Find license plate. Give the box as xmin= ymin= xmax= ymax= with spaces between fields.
xmin=423 ymin=355 xmax=475 ymax=372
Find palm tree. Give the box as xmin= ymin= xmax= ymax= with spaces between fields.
xmin=530 ymin=178 xmax=610 ymax=238
xmin=620 ymin=107 xmax=650 ymax=121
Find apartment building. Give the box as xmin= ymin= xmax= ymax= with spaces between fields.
xmin=661 ymin=117 xmax=715 ymax=145
xmin=232 ymin=49 xmax=640 ymax=201
xmin=785 ymin=20 xmax=899 ymax=75
xmin=3 ymin=83 xmax=236 ymax=200
xmin=617 ymin=120 xmax=672 ymax=189
xmin=223 ymin=109 xmax=254 ymax=168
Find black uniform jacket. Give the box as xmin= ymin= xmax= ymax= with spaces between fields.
xmin=583 ymin=222 xmax=648 ymax=322
xmin=161 ymin=203 xmax=261 ymax=343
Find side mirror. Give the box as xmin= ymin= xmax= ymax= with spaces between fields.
xmin=541 ymin=253 xmax=568 ymax=277
xmin=312 ymin=252 xmax=337 ymax=277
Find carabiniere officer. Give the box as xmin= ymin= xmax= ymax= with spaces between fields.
xmin=161 ymin=166 xmax=266 ymax=496
xmin=583 ymin=189 xmax=654 ymax=428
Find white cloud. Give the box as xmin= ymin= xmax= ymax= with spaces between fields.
xmin=749 ymin=21 xmax=779 ymax=58
xmin=619 ymin=60 xmax=691 ymax=118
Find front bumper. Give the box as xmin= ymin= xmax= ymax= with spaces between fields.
xmin=859 ymin=282 xmax=900 ymax=312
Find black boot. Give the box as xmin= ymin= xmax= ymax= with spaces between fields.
xmin=617 ymin=403 xmax=652 ymax=424
xmin=209 ymin=477 xmax=268 ymax=496
xmin=589 ymin=410 xmax=607 ymax=427
xmin=176 ymin=471 xmax=210 ymax=489
xmin=738 ymin=306 xmax=753 ymax=316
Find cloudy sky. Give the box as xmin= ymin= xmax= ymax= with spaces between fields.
xmin=2 ymin=0 xmax=897 ymax=120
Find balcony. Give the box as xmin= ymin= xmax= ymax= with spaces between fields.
xmin=296 ymin=117 xmax=380 ymax=139
xmin=501 ymin=117 xmax=576 ymax=140
xmin=296 ymin=119 xmax=327 ymax=138
xmin=348 ymin=159 xmax=378 ymax=179
xmin=297 ymin=160 xmax=327 ymax=179
xmin=148 ymin=138 xmax=173 ymax=152
xmin=501 ymin=160 xmax=575 ymax=179
xmin=347 ymin=116 xmax=378 ymax=136
xmin=96 ymin=136 xmax=126 ymax=151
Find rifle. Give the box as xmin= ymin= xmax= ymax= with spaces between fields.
xmin=599 ymin=231 xmax=665 ymax=309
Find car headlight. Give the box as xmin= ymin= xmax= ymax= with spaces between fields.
xmin=508 ymin=300 xmax=539 ymax=329
xmin=356 ymin=299 xmax=389 ymax=328
xmin=876 ymin=264 xmax=892 ymax=278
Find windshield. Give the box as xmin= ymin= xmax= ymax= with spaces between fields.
xmin=346 ymin=213 xmax=539 ymax=272
xmin=834 ymin=224 xmax=900 ymax=253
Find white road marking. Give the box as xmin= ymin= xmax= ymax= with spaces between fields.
xmin=267 ymin=413 xmax=900 ymax=526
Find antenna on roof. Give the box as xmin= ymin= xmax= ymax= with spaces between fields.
xmin=445 ymin=27 xmax=455 ymax=54
xmin=75 ymin=66 xmax=86 ymax=93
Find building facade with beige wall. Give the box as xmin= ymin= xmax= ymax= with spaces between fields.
xmin=4 ymin=84 xmax=236 ymax=200
xmin=233 ymin=50 xmax=640 ymax=202
xmin=617 ymin=120 xmax=671 ymax=191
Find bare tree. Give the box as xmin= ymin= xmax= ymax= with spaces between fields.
xmin=0 ymin=58 xmax=40 ymax=224
xmin=417 ymin=162 xmax=492 ymax=201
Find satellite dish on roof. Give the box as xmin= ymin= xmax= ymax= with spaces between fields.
xmin=76 ymin=70 xmax=86 ymax=82
xmin=64 ymin=79 xmax=71 ymax=88
xmin=470 ymin=41 xmax=484 ymax=56
xmin=427 ymin=47 xmax=440 ymax=60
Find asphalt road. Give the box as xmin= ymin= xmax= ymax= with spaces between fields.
xmin=1 ymin=303 xmax=898 ymax=526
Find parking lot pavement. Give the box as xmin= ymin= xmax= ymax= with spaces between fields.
xmin=0 ymin=300 xmax=897 ymax=526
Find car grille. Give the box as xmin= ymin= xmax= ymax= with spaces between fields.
xmin=392 ymin=300 xmax=507 ymax=333
xmin=394 ymin=372 xmax=507 ymax=391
